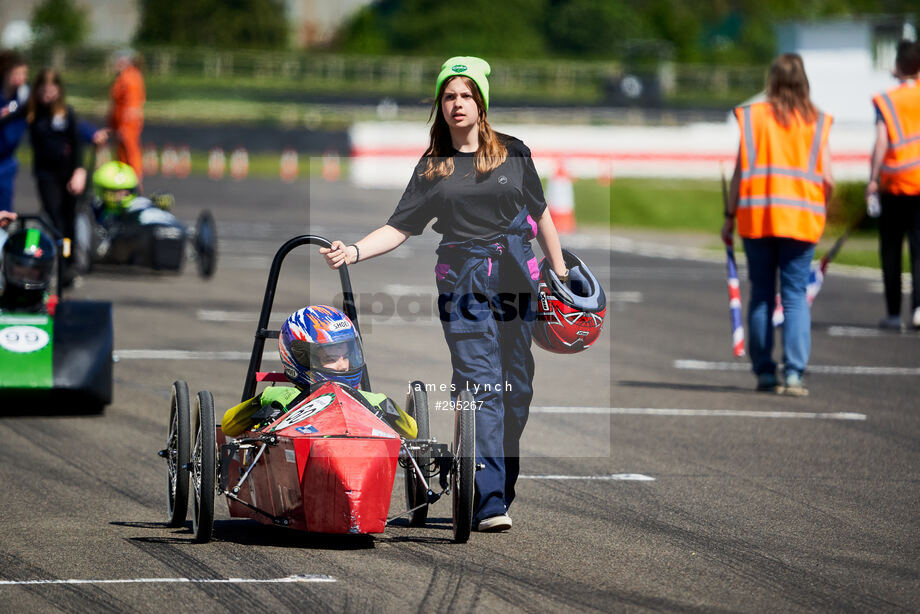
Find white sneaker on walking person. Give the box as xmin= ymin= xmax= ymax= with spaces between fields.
xmin=475 ymin=514 xmax=512 ymax=532
xmin=912 ymin=307 xmax=920 ymax=330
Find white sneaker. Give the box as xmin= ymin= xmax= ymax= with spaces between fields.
xmin=913 ymin=307 xmax=920 ymax=330
xmin=879 ymin=315 xmax=903 ymax=331
xmin=475 ymin=514 xmax=512 ymax=532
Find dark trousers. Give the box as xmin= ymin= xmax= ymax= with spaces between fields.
xmin=441 ymin=256 xmax=536 ymax=524
xmin=879 ymin=193 xmax=920 ymax=315
xmin=36 ymin=172 xmax=76 ymax=240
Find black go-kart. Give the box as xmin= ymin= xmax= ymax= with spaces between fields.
xmin=72 ymin=194 xmax=217 ymax=278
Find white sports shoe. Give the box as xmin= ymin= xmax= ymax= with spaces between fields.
xmin=475 ymin=514 xmax=512 ymax=532
xmin=913 ymin=307 xmax=920 ymax=330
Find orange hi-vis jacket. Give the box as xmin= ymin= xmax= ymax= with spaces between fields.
xmin=734 ymin=101 xmax=832 ymax=244
xmin=110 ymin=65 xmax=145 ymax=130
xmin=873 ymin=80 xmax=920 ymax=195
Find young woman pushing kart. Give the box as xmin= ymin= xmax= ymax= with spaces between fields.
xmin=321 ymin=56 xmax=568 ymax=533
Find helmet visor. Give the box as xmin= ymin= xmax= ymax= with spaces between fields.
xmin=3 ymin=254 xmax=54 ymax=290
xmin=290 ymin=338 xmax=365 ymax=376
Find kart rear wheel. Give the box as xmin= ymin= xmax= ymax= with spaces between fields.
xmin=194 ymin=210 xmax=217 ymax=278
xmin=404 ymin=381 xmax=430 ymax=527
xmin=192 ymin=390 xmax=216 ymax=543
xmin=452 ymin=390 xmax=476 ymax=543
xmin=165 ymin=381 xmax=190 ymax=527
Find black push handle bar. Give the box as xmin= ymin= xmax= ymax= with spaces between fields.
xmin=241 ymin=235 xmax=369 ymax=401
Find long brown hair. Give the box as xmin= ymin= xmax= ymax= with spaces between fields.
xmin=422 ymin=75 xmax=507 ymax=180
xmin=26 ymin=68 xmax=67 ymax=124
xmin=766 ymin=53 xmax=817 ymax=127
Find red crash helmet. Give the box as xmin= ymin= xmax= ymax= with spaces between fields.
xmin=533 ymin=250 xmax=607 ymax=354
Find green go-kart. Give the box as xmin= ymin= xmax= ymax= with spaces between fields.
xmin=0 ymin=216 xmax=113 ymax=413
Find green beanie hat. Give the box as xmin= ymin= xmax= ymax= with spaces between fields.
xmin=435 ymin=56 xmax=491 ymax=111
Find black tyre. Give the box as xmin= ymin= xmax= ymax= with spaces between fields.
xmin=72 ymin=203 xmax=95 ymax=275
xmin=194 ymin=210 xmax=217 ymax=278
xmin=192 ymin=390 xmax=216 ymax=543
xmin=452 ymin=390 xmax=476 ymax=543
xmin=404 ymin=381 xmax=430 ymax=527
xmin=165 ymin=381 xmax=191 ymax=527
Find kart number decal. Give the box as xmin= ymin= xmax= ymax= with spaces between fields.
xmin=272 ymin=393 xmax=334 ymax=431
xmin=0 ymin=326 xmax=50 ymax=354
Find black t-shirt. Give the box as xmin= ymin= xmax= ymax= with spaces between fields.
xmin=387 ymin=134 xmax=547 ymax=242
xmin=29 ymin=105 xmax=82 ymax=178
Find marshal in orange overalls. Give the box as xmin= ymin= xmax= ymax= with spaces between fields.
xmin=109 ymin=64 xmax=146 ymax=182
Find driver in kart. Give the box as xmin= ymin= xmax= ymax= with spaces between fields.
xmin=92 ymin=161 xmax=174 ymax=220
xmin=90 ymin=161 xmax=175 ymax=255
xmin=0 ymin=225 xmax=57 ymax=313
xmin=221 ymin=305 xmax=418 ymax=439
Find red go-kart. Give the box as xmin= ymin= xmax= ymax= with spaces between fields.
xmin=159 ymin=235 xmax=477 ymax=543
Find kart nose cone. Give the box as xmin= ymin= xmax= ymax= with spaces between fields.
xmin=301 ymin=437 xmax=400 ymax=534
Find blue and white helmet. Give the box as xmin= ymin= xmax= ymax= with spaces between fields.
xmin=278 ymin=305 xmax=365 ymax=389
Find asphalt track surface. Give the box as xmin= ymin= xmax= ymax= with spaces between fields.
xmin=1 ymin=172 xmax=918 ymax=613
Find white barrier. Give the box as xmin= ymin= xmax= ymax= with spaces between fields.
xmin=348 ymin=120 xmax=874 ymax=188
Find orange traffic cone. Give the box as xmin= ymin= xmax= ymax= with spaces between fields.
xmin=176 ymin=145 xmax=191 ymax=178
xmin=546 ymin=160 xmax=576 ymax=234
xmin=230 ymin=147 xmax=249 ymax=181
xmin=142 ymin=144 xmax=158 ymax=176
xmin=208 ymin=147 xmax=226 ymax=180
xmin=280 ymin=148 xmax=298 ymax=183
xmin=161 ymin=144 xmax=178 ymax=177
xmin=322 ymin=150 xmax=341 ymax=182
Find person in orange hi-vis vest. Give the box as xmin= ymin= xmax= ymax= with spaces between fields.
xmin=107 ymin=49 xmax=145 ymax=186
xmin=721 ymin=54 xmax=834 ymax=397
xmin=867 ymin=40 xmax=920 ymax=332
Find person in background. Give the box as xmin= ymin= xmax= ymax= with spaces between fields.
xmin=25 ymin=69 xmax=85 ymax=246
xmin=722 ymin=53 xmax=834 ymax=397
xmin=107 ymin=49 xmax=145 ymax=185
xmin=867 ymin=40 xmax=920 ymax=331
xmin=0 ymin=51 xmax=28 ymax=213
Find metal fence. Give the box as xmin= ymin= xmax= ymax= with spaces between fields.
xmin=24 ymin=46 xmax=765 ymax=107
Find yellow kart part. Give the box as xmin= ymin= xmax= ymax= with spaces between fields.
xmin=361 ymin=392 xmax=418 ymax=439
xmin=391 ymin=403 xmax=418 ymax=439
xmin=220 ymin=396 xmax=261 ymax=438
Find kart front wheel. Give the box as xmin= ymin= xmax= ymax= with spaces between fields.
xmin=452 ymin=390 xmax=476 ymax=543
xmin=165 ymin=381 xmax=191 ymax=527
xmin=192 ymin=390 xmax=216 ymax=543
xmin=404 ymin=380 xmax=431 ymax=527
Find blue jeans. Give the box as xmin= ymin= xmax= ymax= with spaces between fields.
xmin=742 ymin=237 xmax=816 ymax=378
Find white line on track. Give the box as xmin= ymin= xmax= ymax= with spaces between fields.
xmin=674 ymin=359 xmax=920 ymax=376
xmin=531 ymin=406 xmax=866 ymax=420
xmin=195 ymin=309 xmax=440 ymax=327
xmin=116 ymin=350 xmax=258 ymax=360
xmin=0 ymin=574 xmax=336 ymax=586
xmin=827 ymin=326 xmax=884 ymax=337
xmin=610 ymin=291 xmax=642 ymax=303
xmin=197 ymin=309 xmax=284 ymax=323
xmin=518 ymin=474 xmax=655 ymax=481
